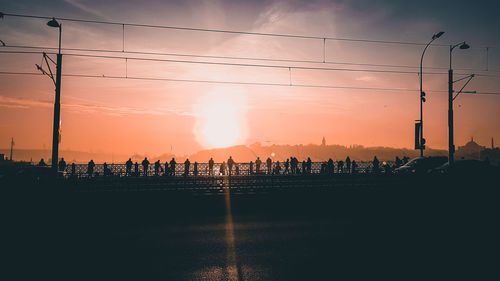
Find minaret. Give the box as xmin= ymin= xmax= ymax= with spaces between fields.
xmin=321 ymin=137 xmax=326 ymax=146
xmin=10 ymin=137 xmax=14 ymax=161
xmin=492 ymin=137 xmax=495 ymax=149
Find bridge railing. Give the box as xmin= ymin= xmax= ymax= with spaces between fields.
xmin=61 ymin=161 xmax=394 ymax=178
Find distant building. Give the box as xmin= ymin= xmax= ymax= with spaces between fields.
xmin=455 ymin=137 xmax=485 ymax=160
xmin=321 ymin=137 xmax=326 ymax=146
xmin=480 ymin=137 xmax=500 ymax=163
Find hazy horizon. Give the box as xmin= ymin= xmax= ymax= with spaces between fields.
xmin=0 ymin=139 xmax=464 ymax=164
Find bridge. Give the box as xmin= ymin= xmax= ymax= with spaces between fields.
xmin=61 ymin=161 xmax=389 ymax=178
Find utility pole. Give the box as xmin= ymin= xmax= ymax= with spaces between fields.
xmin=52 ymin=51 xmax=62 ymax=171
xmin=448 ymin=61 xmax=454 ymax=165
xmin=448 ymin=42 xmax=472 ymax=166
xmin=35 ymin=17 xmax=63 ymax=172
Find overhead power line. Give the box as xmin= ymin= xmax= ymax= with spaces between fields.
xmin=4 ymin=44 xmax=497 ymax=73
xmin=1 ymin=71 xmax=499 ymax=95
xmin=1 ymin=50 xmax=498 ymax=78
xmin=2 ymin=12 xmax=451 ymax=47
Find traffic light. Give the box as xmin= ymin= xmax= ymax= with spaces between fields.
xmin=421 ymin=91 xmax=426 ymax=103
xmin=415 ymin=121 xmax=422 ymax=149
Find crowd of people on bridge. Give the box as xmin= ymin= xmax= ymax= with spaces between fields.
xmin=42 ymin=155 xmax=411 ymax=177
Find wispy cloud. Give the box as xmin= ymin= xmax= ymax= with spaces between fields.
xmin=0 ymin=96 xmax=193 ymax=116
xmin=63 ymin=0 xmax=108 ymax=19
xmin=0 ymin=96 xmax=52 ymax=109
xmin=356 ymin=76 xmax=377 ymax=82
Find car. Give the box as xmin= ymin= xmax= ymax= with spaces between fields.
xmin=431 ymin=159 xmax=494 ymax=175
xmin=394 ymin=156 xmax=448 ymax=174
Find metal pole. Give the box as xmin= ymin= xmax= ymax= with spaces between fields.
xmin=420 ymin=50 xmax=424 ymax=156
xmin=419 ymin=40 xmax=433 ymax=156
xmin=448 ymin=46 xmax=454 ymax=165
xmin=51 ymin=25 xmax=62 ymax=171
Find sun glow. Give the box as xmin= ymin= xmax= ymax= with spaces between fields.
xmin=194 ymin=88 xmax=248 ymax=148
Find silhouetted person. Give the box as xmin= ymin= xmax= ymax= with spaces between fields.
xmin=352 ymin=160 xmax=358 ymax=174
xmin=266 ymin=157 xmax=272 ymax=175
xmin=227 ymin=156 xmax=235 ymax=176
xmin=249 ymin=161 xmax=254 ymax=175
xmin=284 ymin=159 xmax=290 ymax=174
xmin=170 ymin=158 xmax=176 ymax=176
xmin=327 ymin=158 xmax=334 ymax=175
xmin=164 ymin=162 xmax=169 ymax=176
xmin=58 ymin=158 xmax=66 ymax=172
xmin=346 ymin=156 xmax=351 ymax=173
xmin=307 ymin=157 xmax=312 ymax=173
xmin=154 ymin=160 xmax=161 ymax=176
xmin=395 ymin=156 xmax=402 ymax=168
xmin=235 ymin=164 xmax=240 ymax=175
xmin=274 ymin=161 xmax=281 ymax=175
xmin=142 ymin=157 xmax=150 ymax=176
xmin=134 ymin=162 xmax=139 ymax=176
xmin=321 ymin=162 xmax=327 ymax=174
xmin=302 ymin=160 xmax=306 ymax=174
xmin=220 ymin=161 xmax=226 ymax=175
xmin=255 ymin=157 xmax=262 ymax=174
xmin=292 ymin=157 xmax=299 ymax=174
xmin=372 ymin=156 xmax=380 ymax=174
xmin=337 ymin=160 xmax=344 ymax=173
xmin=71 ymin=163 xmax=76 ymax=175
xmin=125 ymin=158 xmax=133 ymax=176
xmin=184 ymin=158 xmax=190 ymax=176
xmin=208 ymin=158 xmax=214 ymax=176
xmin=38 ymin=158 xmax=47 ymax=166
xmin=193 ymin=162 xmax=198 ymax=176
xmin=103 ymin=162 xmax=111 ymax=176
xmin=87 ymin=160 xmax=95 ymax=177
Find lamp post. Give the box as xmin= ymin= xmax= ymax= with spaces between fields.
xmin=418 ymin=31 xmax=444 ymax=156
xmin=448 ymin=41 xmax=470 ymax=165
xmin=47 ymin=17 xmax=63 ymax=172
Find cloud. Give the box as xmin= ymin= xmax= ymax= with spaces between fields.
xmin=356 ymin=76 xmax=377 ymax=82
xmin=63 ymin=0 xmax=108 ymax=19
xmin=0 ymin=95 xmax=194 ymax=116
xmin=0 ymin=96 xmax=52 ymax=109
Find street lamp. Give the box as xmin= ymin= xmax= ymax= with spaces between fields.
xmin=45 ymin=17 xmax=63 ymax=172
xmin=417 ymin=31 xmax=444 ymax=156
xmin=47 ymin=17 xmax=61 ymax=53
xmin=448 ymin=41 xmax=471 ymax=165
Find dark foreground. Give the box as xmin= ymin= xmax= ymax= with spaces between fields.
xmin=3 ymin=174 xmax=498 ymax=280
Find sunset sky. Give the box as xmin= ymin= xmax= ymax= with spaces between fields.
xmin=1 ymin=0 xmax=499 ymax=157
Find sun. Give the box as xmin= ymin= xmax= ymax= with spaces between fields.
xmin=200 ymin=99 xmax=241 ymax=148
xmin=194 ymin=87 xmax=247 ymax=148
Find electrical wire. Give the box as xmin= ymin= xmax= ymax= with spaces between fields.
xmin=1 ymin=71 xmax=499 ymax=95
xmin=3 ymin=44 xmax=498 ymax=73
xmin=1 ymin=12 xmax=453 ymax=47
xmin=1 ymin=50 xmax=499 ymax=78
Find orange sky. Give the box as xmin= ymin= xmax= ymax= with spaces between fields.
xmin=1 ymin=0 xmax=499 ymax=156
